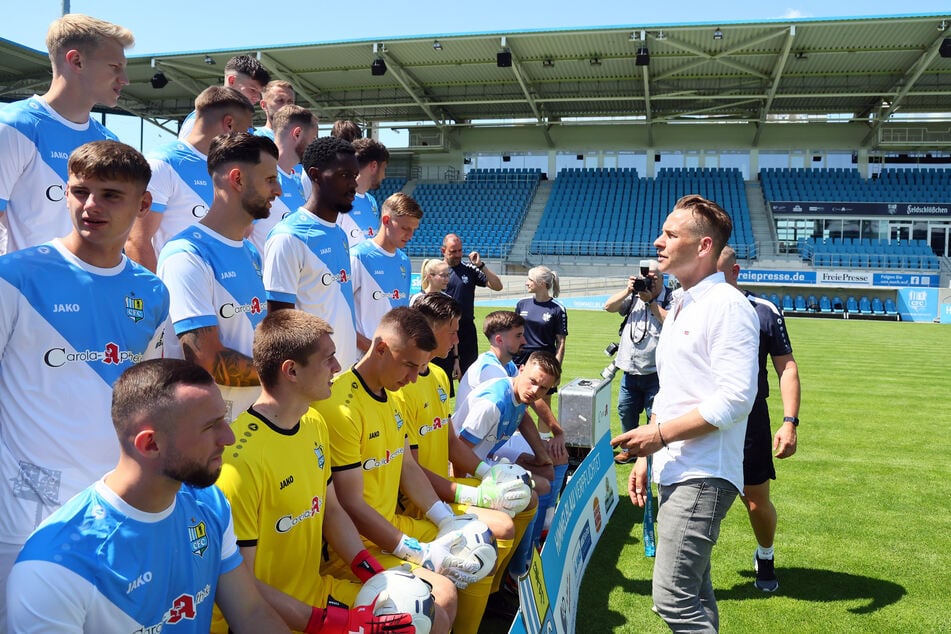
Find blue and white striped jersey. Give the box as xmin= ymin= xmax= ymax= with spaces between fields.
xmin=9 ymin=477 xmax=242 ymax=633
xmin=453 ymin=376 xmax=526 ymax=461
xmin=349 ymin=239 xmax=411 ymax=340
xmin=0 ymin=240 xmax=168 ymax=543
xmin=0 ymin=96 xmax=117 ymax=253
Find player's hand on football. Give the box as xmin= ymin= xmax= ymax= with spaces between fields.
xmin=628 ymin=457 xmax=648 ymax=507
xmin=773 ymin=423 xmax=798 ymax=459
xmin=310 ymin=599 xmax=415 ymax=634
xmin=392 ymin=533 xmax=479 ymax=588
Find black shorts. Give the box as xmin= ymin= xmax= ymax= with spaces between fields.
xmin=743 ymin=398 xmax=776 ymax=486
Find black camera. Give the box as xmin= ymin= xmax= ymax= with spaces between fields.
xmin=632 ymin=276 xmax=653 ymax=293
xmin=601 ymin=342 xmax=620 ymax=380
xmin=604 ymin=342 xmax=619 ymax=356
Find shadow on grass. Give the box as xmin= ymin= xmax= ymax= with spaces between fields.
xmin=724 ymin=567 xmax=906 ymax=614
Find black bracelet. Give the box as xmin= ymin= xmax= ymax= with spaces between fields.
xmin=477 ymin=262 xmax=485 ymax=270
xmin=657 ymin=424 xmax=668 ymax=447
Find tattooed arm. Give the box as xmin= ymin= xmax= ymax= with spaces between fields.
xmin=179 ymin=326 xmax=259 ymax=387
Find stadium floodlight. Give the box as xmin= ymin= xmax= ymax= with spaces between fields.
xmin=713 ymin=27 xmax=724 ymax=40
xmin=433 ymin=40 xmax=442 ymax=51
xmin=497 ymin=36 xmax=512 ymax=67
xmin=203 ymin=55 xmax=215 ymax=65
xmin=150 ymin=71 xmax=168 ymax=89
xmin=371 ymin=42 xmax=387 ymax=76
xmin=636 ymin=47 xmax=650 ymax=66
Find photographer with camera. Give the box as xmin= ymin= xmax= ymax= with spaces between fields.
xmin=603 ymin=259 xmax=671 ymax=465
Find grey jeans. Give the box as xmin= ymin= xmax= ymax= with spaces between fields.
xmin=653 ymin=478 xmax=738 ymax=633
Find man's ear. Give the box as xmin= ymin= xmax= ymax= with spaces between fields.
xmin=132 ymin=428 xmax=160 ymax=459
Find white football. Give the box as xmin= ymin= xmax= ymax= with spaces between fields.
xmin=355 ymin=566 xmax=436 ymax=634
xmin=438 ymin=517 xmax=498 ymax=582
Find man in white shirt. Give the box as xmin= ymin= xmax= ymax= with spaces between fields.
xmin=157 ymin=132 xmax=281 ymax=422
xmin=612 ymin=194 xmax=759 ymax=632
xmin=125 ymin=86 xmax=255 ymax=271
xmin=0 ymin=14 xmax=133 ymax=255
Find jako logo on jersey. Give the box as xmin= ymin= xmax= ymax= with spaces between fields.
xmin=126 ymin=571 xmax=153 ymax=594
xmin=188 ymin=521 xmax=208 ymax=557
xmin=220 ymin=271 xmax=237 ymax=280
xmin=191 ymin=204 xmax=209 ymax=218
xmin=45 ymin=184 xmax=65 ymax=202
xmin=44 ymin=344 xmax=143 ymax=367
xmin=52 ymin=303 xmax=80 ymax=313
xmin=320 ymin=270 xmax=348 ymax=286
xmin=418 ymin=416 xmax=447 ymax=437
xmin=363 ymin=447 xmax=404 ymax=470
xmin=368 ymin=430 xmax=380 ymax=439
xmin=50 ymin=151 xmax=70 ymax=160
xmin=371 ymin=289 xmax=402 ymax=301
xmin=125 ymin=295 xmax=145 ymax=323
xmin=194 ymin=179 xmax=207 ymax=186
xmin=319 ymin=247 xmax=333 ymax=255
xmin=275 ymin=495 xmax=323 ymax=533
xmin=279 ymin=475 xmax=294 ymax=489
xmin=219 ymin=298 xmax=263 ymax=319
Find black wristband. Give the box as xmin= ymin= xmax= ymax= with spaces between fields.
xmin=477 ymin=261 xmax=485 ymax=270
xmin=783 ymin=416 xmax=799 ymax=427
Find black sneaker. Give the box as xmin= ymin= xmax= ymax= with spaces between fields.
xmin=753 ymin=552 xmax=779 ymax=592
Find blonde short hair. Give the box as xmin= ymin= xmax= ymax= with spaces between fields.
xmin=47 ymin=14 xmax=134 ymax=63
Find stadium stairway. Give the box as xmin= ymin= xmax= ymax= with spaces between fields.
xmin=746 ymin=180 xmax=775 ymax=257
xmin=509 ymin=180 xmax=553 ymax=269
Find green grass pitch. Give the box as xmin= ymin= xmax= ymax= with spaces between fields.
xmin=475 ymin=307 xmax=951 ymax=633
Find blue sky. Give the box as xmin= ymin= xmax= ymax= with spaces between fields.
xmin=3 ymin=0 xmax=948 ymax=54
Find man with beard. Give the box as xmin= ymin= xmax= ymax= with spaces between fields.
xmin=157 ymin=132 xmax=281 ymax=421
xmin=264 ymin=136 xmax=361 ymax=370
xmin=248 ymin=105 xmax=317 ymax=255
xmin=7 ymin=359 xmax=290 ymax=633
xmin=125 ymin=86 xmax=255 ymax=271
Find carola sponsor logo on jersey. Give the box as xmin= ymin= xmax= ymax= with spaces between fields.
xmin=275 ymin=495 xmax=323 ymax=533
xmin=363 ymin=447 xmax=404 ymax=470
xmin=320 ymin=269 xmax=348 ymax=285
xmin=43 ymin=343 xmax=144 ymax=367
xmin=371 ymin=289 xmax=402 ymax=301
xmin=136 ymin=584 xmax=212 ymax=632
xmin=218 ymin=297 xmax=264 ymax=319
xmin=418 ymin=416 xmax=448 ymax=437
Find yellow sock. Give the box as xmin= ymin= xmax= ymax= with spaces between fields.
xmin=453 ymin=575 xmax=493 ymax=634
xmin=492 ymin=505 xmax=535 ymax=593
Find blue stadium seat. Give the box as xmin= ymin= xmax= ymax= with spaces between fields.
xmin=795 ymin=295 xmax=806 ymax=311
xmin=832 ymin=296 xmax=844 ymax=313
xmin=859 ymin=296 xmax=872 ymax=314
xmin=884 ymin=298 xmax=898 ymax=315
xmin=872 ymin=297 xmax=885 ymax=315
xmin=770 ymin=293 xmax=781 ymax=308
xmin=819 ymin=296 xmax=832 ymax=313
xmin=846 ymin=296 xmax=859 ymax=313
xmin=782 ymin=295 xmax=794 ymax=311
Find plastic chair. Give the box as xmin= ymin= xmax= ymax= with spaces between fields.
xmin=859 ymin=296 xmax=872 ymax=314
xmin=884 ymin=298 xmax=898 ymax=315
xmin=872 ymin=297 xmax=885 ymax=315
xmin=795 ymin=295 xmax=807 ymax=311
xmin=782 ymin=295 xmax=794 ymax=312
xmin=820 ymin=296 xmax=832 ymax=313
xmin=846 ymin=296 xmax=858 ymax=313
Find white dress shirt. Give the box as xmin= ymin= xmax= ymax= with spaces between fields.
xmin=651 ymin=271 xmax=759 ymax=492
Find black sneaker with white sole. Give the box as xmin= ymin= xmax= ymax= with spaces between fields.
xmin=753 ymin=552 xmax=779 ymax=592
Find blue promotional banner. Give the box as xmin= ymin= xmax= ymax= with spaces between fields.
xmin=872 ymin=273 xmax=939 ymax=288
xmin=737 ymin=269 xmax=817 ymax=285
xmin=508 ymin=435 xmax=619 ymax=634
xmin=940 ymin=303 xmax=951 ymax=324
xmin=897 ymin=288 xmax=938 ymax=322
xmin=771 ymin=201 xmax=951 ymax=217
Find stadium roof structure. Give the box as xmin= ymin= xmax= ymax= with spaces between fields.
xmin=2 ymin=13 xmax=950 ymax=148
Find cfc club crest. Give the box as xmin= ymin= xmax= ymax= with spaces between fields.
xmin=314 ymin=444 xmax=326 ymax=469
xmin=188 ymin=520 xmax=209 ymax=558
xmin=125 ymin=294 xmax=145 ymax=323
